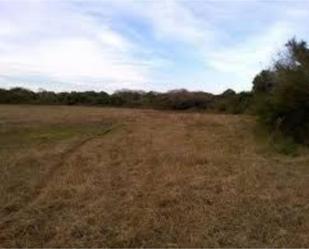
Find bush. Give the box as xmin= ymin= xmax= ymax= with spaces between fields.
xmin=211 ymin=90 xmax=252 ymax=114
xmin=255 ymin=39 xmax=309 ymax=144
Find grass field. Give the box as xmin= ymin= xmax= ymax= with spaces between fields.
xmin=0 ymin=105 xmax=308 ymax=247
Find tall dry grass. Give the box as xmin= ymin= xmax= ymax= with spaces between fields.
xmin=0 ymin=105 xmax=308 ymax=247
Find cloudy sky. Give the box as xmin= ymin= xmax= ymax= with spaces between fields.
xmin=0 ymin=0 xmax=309 ymax=93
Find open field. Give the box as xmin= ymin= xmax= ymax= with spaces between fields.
xmin=0 ymin=105 xmax=308 ymax=247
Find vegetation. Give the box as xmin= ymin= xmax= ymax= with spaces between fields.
xmin=0 ymin=87 xmax=250 ymax=112
xmin=1 ymin=38 xmax=309 ymax=247
xmin=254 ymin=39 xmax=309 ymax=145
xmin=1 ymin=38 xmax=309 ymax=146
xmin=210 ymin=89 xmax=253 ymax=114
xmin=0 ymin=105 xmax=308 ymax=247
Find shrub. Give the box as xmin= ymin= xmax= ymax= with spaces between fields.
xmin=255 ymin=38 xmax=309 ymax=144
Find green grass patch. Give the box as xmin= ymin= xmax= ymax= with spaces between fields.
xmin=0 ymin=122 xmax=113 ymax=149
xmin=254 ymin=123 xmax=299 ymax=156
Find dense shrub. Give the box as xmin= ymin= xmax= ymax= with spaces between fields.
xmin=110 ymin=90 xmax=146 ymax=107
xmin=255 ymin=39 xmax=309 ymax=144
xmin=211 ymin=89 xmax=252 ymax=114
xmin=155 ymin=89 xmax=213 ymax=110
xmin=0 ymin=87 xmax=220 ymax=110
xmin=1 ymin=87 xmax=37 ymax=104
xmin=252 ymin=70 xmax=276 ymax=94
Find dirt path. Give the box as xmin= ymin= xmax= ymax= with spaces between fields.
xmin=0 ymin=125 xmax=116 ymax=239
xmin=31 ymin=126 xmax=116 ymax=203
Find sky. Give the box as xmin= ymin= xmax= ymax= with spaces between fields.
xmin=0 ymin=0 xmax=309 ymax=93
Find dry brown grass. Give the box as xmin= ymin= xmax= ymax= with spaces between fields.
xmin=0 ymin=105 xmax=308 ymax=247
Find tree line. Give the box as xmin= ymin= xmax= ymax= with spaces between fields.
xmin=0 ymin=87 xmax=252 ymax=113
xmin=1 ymin=38 xmax=308 ymax=144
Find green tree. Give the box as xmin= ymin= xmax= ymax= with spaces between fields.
xmin=255 ymin=38 xmax=309 ymax=144
xmin=252 ymin=70 xmax=276 ymax=94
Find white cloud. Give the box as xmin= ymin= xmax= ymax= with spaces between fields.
xmin=207 ymin=22 xmax=293 ymax=75
xmin=0 ymin=37 xmax=150 ymax=91
xmin=0 ymin=0 xmax=154 ymax=92
xmin=1 ymin=0 xmax=309 ymax=93
xmin=128 ymin=0 xmax=309 ymax=92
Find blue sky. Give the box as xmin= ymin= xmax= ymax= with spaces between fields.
xmin=0 ymin=0 xmax=309 ymax=93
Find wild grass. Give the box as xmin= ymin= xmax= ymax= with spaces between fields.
xmin=0 ymin=105 xmax=308 ymax=247
xmin=253 ymin=122 xmax=300 ymax=156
